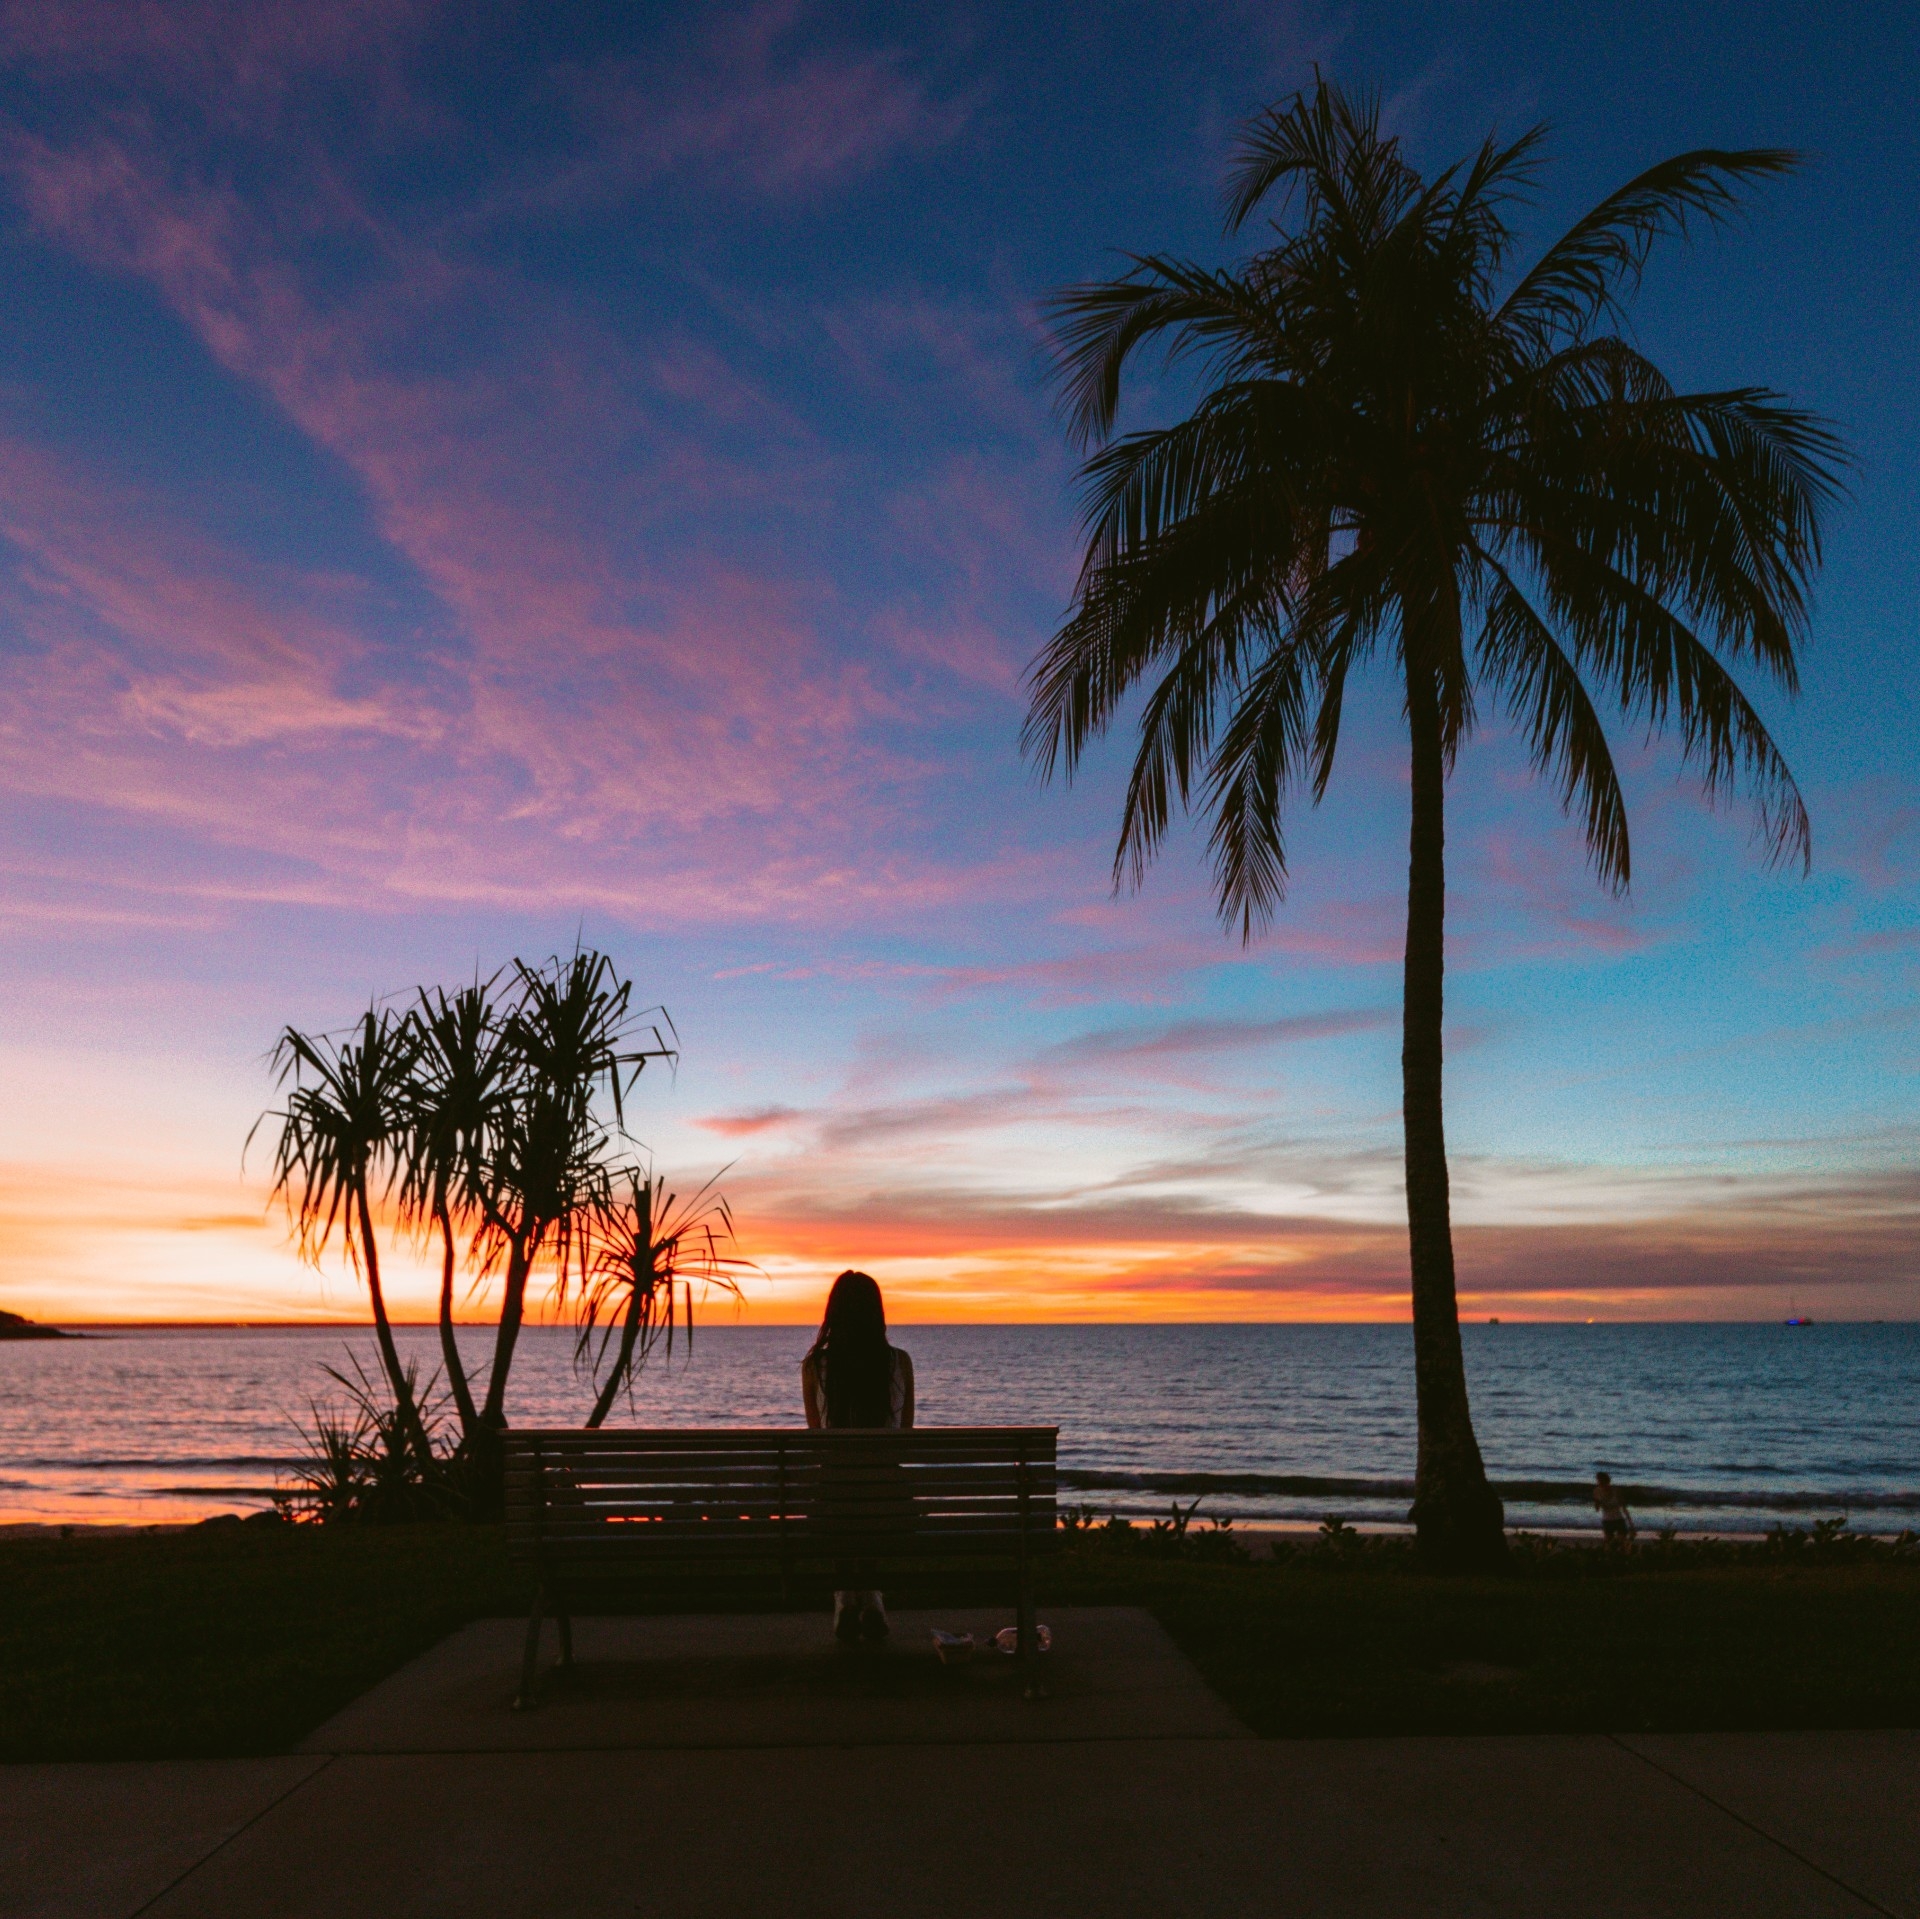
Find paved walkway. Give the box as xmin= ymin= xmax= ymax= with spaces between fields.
xmin=7 ymin=1609 xmax=1917 ymax=1917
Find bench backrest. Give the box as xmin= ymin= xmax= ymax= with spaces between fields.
xmin=505 ymin=1427 xmax=1058 ymax=1573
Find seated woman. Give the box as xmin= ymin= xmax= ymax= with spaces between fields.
xmin=802 ymin=1269 xmax=915 ymax=1643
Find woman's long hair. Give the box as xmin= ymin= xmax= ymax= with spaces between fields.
xmin=808 ymin=1270 xmax=892 ymax=1427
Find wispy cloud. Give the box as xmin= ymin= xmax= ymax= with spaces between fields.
xmin=711 ymin=1155 xmax=1920 ymax=1321
xmin=587 ymin=17 xmax=967 ymax=198
xmin=0 ymin=100 xmax=1008 ymax=923
xmin=0 ymin=5 xmax=1907 ymax=1333
xmin=0 ymin=0 xmax=431 ymax=102
xmin=696 ymin=1104 xmax=803 ymax=1138
xmin=1044 ymin=1007 xmax=1394 ymax=1066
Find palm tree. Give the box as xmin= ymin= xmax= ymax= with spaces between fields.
xmin=256 ymin=1007 xmax=437 ymax=1473
xmin=398 ymin=979 xmax=512 ymax=1442
xmin=471 ymin=950 xmax=678 ymax=1433
xmin=1024 ymin=83 xmax=1843 ymax=1567
xmin=576 ymin=1166 xmax=753 ymax=1428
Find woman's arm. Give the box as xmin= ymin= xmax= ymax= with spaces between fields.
xmin=898 ymin=1350 xmax=914 ymax=1430
xmin=801 ymin=1352 xmax=824 ymax=1429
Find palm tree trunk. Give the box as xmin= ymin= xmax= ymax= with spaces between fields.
xmin=1402 ymin=660 xmax=1505 ymax=1569
xmin=467 ymin=1222 xmax=536 ymax=1522
xmin=435 ymin=1198 xmax=479 ymax=1438
xmin=354 ymin=1182 xmax=437 ymax=1475
xmin=585 ymin=1282 xmax=651 ymax=1429
xmin=480 ymin=1230 xmax=532 ymax=1428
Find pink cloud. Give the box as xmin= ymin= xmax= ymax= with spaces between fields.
xmin=0 ymin=0 xmax=428 ymax=93
xmin=695 ymin=1104 xmax=803 ymax=1138
xmin=0 ymin=432 xmax=471 ymax=889
xmin=823 ymin=295 xmax=1047 ymax=441
xmin=0 ymin=122 xmax=1019 ymax=923
xmin=556 ymin=3 xmax=971 ymax=203
xmin=717 ymin=1155 xmax=1920 ymax=1318
xmin=1447 ymin=785 xmax=1659 ymax=959
xmin=1819 ymin=785 xmax=1919 ymax=895
xmin=1044 ymin=1007 xmax=1395 ymax=1066
xmin=0 ymin=439 xmax=422 ymax=742
xmin=1839 ymin=928 xmax=1920 ymax=957
xmin=0 ymin=16 xmax=1092 ymax=945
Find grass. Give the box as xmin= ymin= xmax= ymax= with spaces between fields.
xmin=4 ymin=1522 xmax=1917 ymax=1759
xmin=1050 ymin=1534 xmax=1920 ymax=1737
xmin=0 ymin=1524 xmax=524 ymax=1760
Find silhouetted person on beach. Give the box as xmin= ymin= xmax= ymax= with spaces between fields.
xmin=803 ymin=1270 xmax=915 ymax=1644
xmin=1594 ymin=1471 xmax=1636 ymax=1551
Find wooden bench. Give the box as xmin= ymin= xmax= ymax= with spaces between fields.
xmin=504 ymin=1426 xmax=1060 ymax=1705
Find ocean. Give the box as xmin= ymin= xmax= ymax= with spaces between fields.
xmin=4 ymin=1320 xmax=1917 ymax=1535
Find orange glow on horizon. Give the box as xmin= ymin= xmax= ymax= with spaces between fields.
xmin=0 ymin=1161 xmax=1912 ymax=1328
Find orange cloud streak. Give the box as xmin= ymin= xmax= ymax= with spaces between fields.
xmin=3 ymin=1159 xmax=1913 ymax=1328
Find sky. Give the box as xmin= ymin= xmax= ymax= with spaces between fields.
xmin=0 ymin=0 xmax=1912 ymax=1326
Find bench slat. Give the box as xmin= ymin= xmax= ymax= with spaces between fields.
xmin=511 ymin=1501 xmax=1052 ymax=1521
xmin=508 ymin=1477 xmax=1054 ymax=1504
xmin=505 ymin=1499 xmax=1059 ymax=1515
xmin=516 ymin=1533 xmax=1061 ymax=1559
xmin=505 ymin=1431 xmax=1054 ymax=1458
xmin=503 ymin=1467 xmax=1059 ymax=1482
xmin=505 ymin=1427 xmax=1060 ymax=1585
xmin=506 ymin=1425 xmax=1056 ymax=1442
xmin=515 ymin=1507 xmax=1055 ymax=1532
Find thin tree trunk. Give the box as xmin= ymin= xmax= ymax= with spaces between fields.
xmin=585 ymin=1280 xmax=651 ymax=1429
xmin=436 ymin=1197 xmax=479 ymax=1439
xmin=1402 ymin=658 xmax=1505 ymax=1569
xmin=354 ymin=1182 xmax=437 ymax=1475
xmin=480 ymin=1230 xmax=533 ymax=1428
xmin=468 ymin=1222 xmax=537 ymax=1521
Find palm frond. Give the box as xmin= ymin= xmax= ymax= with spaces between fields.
xmin=1027 ymin=77 xmax=1838 ymax=951
xmin=1222 ymin=80 xmax=1416 ymax=244
xmin=1196 ymin=562 xmax=1378 ymax=936
xmin=1527 ymin=533 xmax=1812 ymax=871
xmin=1474 ymin=555 xmax=1631 ymax=889
xmin=1435 ymin=124 xmax=1552 ymax=276
xmin=577 ymin=1165 xmax=757 ymax=1427
xmin=257 ymin=1007 xmax=420 ymax=1274
xmin=1025 ymin=381 xmax=1334 ymax=788
xmin=1044 ymin=254 xmax=1308 ymax=448
xmin=1110 ymin=561 xmax=1291 ymax=893
xmin=1498 ymin=148 xmax=1798 ymax=347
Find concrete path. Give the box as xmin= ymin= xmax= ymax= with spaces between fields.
xmin=5 ymin=1610 xmax=1915 ymax=1918
xmin=1621 ymin=1732 xmax=1920 ymax=1919
xmin=1 ymin=1759 xmax=326 ymax=1919
xmin=296 ymin=1606 xmax=1247 ymax=1751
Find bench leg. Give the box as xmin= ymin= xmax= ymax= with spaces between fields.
xmin=514 ymin=1582 xmax=546 ymax=1711
xmin=1017 ymin=1566 xmax=1045 ymax=1700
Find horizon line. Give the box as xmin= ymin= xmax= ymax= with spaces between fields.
xmin=17 ymin=1316 xmax=1911 ymax=1330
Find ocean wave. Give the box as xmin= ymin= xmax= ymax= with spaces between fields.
xmin=1058 ymin=1468 xmax=1920 ymax=1513
xmin=8 ymin=1458 xmax=1918 ymax=1515
xmin=0 ymin=1455 xmax=299 ymax=1471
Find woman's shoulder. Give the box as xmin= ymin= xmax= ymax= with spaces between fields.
xmin=889 ymin=1343 xmax=912 ymax=1367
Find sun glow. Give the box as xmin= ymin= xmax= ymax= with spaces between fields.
xmin=4 ymin=1158 xmax=1911 ymax=1329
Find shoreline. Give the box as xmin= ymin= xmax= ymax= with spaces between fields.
xmin=0 ymin=1516 xmax=1859 ymax=1548
xmin=10 ymin=1316 xmax=1917 ymax=1330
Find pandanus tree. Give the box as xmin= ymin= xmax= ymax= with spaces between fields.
xmin=397 ymin=979 xmax=512 ymax=1439
xmin=576 ymin=1167 xmax=753 ymax=1428
xmin=260 ymin=952 xmax=738 ymax=1511
xmin=468 ymin=951 xmax=678 ymax=1433
xmin=256 ymin=1008 xmax=436 ymax=1472
xmin=1025 ymin=83 xmax=1843 ymax=1566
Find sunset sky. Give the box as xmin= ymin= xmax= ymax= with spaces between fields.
xmin=0 ymin=1 xmax=1912 ymax=1326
